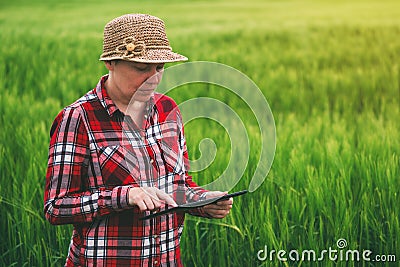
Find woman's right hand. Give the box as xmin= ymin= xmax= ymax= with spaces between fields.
xmin=128 ymin=187 xmax=178 ymax=211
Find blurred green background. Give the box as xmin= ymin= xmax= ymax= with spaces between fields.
xmin=1 ymin=0 xmax=399 ymax=266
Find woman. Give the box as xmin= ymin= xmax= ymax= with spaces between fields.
xmin=44 ymin=14 xmax=233 ymax=266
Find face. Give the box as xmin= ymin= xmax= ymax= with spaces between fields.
xmin=105 ymin=60 xmax=164 ymax=104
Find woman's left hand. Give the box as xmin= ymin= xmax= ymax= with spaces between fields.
xmin=201 ymin=191 xmax=233 ymax=219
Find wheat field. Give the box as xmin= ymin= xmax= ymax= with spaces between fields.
xmin=1 ymin=0 xmax=399 ymax=266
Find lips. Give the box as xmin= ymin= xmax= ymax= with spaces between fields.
xmin=138 ymin=88 xmax=156 ymax=93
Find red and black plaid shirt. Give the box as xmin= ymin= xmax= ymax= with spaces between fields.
xmin=44 ymin=75 xmax=208 ymax=267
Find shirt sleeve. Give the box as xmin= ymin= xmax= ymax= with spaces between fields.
xmin=44 ymin=107 xmax=132 ymax=225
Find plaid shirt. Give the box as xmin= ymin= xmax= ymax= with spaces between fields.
xmin=44 ymin=75 xmax=208 ymax=267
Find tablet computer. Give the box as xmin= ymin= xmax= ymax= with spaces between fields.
xmin=140 ymin=190 xmax=248 ymax=220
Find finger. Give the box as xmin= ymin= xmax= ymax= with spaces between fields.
xmin=140 ymin=188 xmax=163 ymax=208
xmin=143 ymin=187 xmax=158 ymax=198
xmin=204 ymin=204 xmax=222 ymax=210
xmin=206 ymin=191 xmax=226 ymax=199
xmin=143 ymin=196 xmax=155 ymax=211
xmin=204 ymin=203 xmax=232 ymax=212
xmin=156 ymin=190 xmax=178 ymax=207
xmin=206 ymin=206 xmax=232 ymax=214
xmin=205 ymin=204 xmax=232 ymax=213
xmin=206 ymin=209 xmax=230 ymax=218
xmin=213 ymin=211 xmax=230 ymax=218
xmin=151 ymin=198 xmax=162 ymax=210
xmin=216 ymin=198 xmax=233 ymax=205
xmin=217 ymin=205 xmax=233 ymax=211
xmin=136 ymin=200 xmax=148 ymax=212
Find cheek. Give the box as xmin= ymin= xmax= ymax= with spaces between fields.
xmin=121 ymin=75 xmax=142 ymax=92
xmin=132 ymin=75 xmax=150 ymax=89
xmin=116 ymin=69 xmax=148 ymax=93
xmin=129 ymin=81 xmax=146 ymax=93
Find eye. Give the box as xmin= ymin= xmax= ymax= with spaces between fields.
xmin=156 ymin=64 xmax=165 ymax=72
xmin=134 ymin=65 xmax=148 ymax=72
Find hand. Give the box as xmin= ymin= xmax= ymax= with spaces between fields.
xmin=202 ymin=191 xmax=233 ymax=219
xmin=128 ymin=187 xmax=177 ymax=212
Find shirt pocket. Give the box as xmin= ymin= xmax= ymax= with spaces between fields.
xmin=97 ymin=145 xmax=140 ymax=186
xmin=159 ymin=127 xmax=186 ymax=175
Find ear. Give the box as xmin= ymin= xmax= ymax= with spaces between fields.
xmin=104 ymin=61 xmax=114 ymax=71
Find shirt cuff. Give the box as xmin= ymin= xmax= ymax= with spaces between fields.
xmin=110 ymin=185 xmax=132 ymax=211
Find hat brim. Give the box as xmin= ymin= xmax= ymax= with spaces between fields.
xmin=99 ymin=49 xmax=188 ymax=63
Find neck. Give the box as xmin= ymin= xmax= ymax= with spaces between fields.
xmin=128 ymin=100 xmax=147 ymax=111
xmin=104 ymin=78 xmax=148 ymax=114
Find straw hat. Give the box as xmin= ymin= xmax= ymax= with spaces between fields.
xmin=99 ymin=14 xmax=188 ymax=63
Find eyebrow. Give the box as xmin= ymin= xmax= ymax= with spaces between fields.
xmin=134 ymin=63 xmax=164 ymax=67
xmin=132 ymin=63 xmax=149 ymax=68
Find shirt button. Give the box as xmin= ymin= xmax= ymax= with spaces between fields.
xmin=150 ymin=159 xmax=154 ymax=164
xmin=154 ymin=260 xmax=158 ymax=265
xmin=144 ymin=114 xmax=148 ymax=119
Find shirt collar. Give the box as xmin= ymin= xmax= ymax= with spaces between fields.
xmin=95 ymin=75 xmax=119 ymax=117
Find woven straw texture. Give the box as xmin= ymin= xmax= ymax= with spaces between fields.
xmin=100 ymin=14 xmax=187 ymax=63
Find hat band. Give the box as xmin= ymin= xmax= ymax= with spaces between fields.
xmin=101 ymin=36 xmax=172 ymax=60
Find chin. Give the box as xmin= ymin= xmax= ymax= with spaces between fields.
xmin=131 ymin=93 xmax=153 ymax=103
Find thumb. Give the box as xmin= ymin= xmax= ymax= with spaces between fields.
xmin=206 ymin=191 xmax=227 ymax=199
